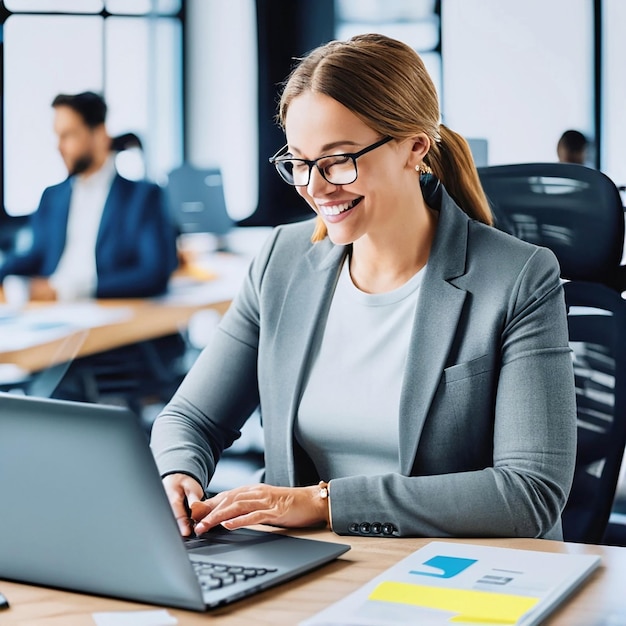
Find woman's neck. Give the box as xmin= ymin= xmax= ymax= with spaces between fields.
xmin=349 ymin=203 xmax=438 ymax=294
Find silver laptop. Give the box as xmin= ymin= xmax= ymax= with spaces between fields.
xmin=0 ymin=393 xmax=350 ymax=611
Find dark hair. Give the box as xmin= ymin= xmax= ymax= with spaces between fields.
xmin=110 ymin=132 xmax=143 ymax=152
xmin=52 ymin=91 xmax=107 ymax=128
xmin=557 ymin=130 xmax=588 ymax=154
xmin=278 ymin=33 xmax=493 ymax=241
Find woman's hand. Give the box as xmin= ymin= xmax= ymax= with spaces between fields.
xmin=162 ymin=473 xmax=205 ymax=536
xmin=190 ymin=484 xmax=329 ymax=534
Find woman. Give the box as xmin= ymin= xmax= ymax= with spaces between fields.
xmin=151 ymin=34 xmax=576 ymax=540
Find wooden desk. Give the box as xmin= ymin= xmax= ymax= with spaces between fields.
xmin=1 ymin=530 xmax=625 ymax=625
xmin=0 ymin=249 xmax=250 ymax=374
xmin=0 ymin=297 xmax=231 ymax=374
xmin=0 ymin=231 xmax=269 ymax=375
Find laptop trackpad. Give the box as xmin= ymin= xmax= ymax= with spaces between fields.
xmin=184 ymin=526 xmax=283 ymax=557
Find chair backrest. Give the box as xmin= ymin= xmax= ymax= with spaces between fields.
xmin=477 ymin=163 xmax=625 ymax=290
xmin=165 ymin=164 xmax=233 ymax=236
xmin=561 ymin=282 xmax=626 ymax=543
xmin=478 ymin=162 xmax=626 ymax=544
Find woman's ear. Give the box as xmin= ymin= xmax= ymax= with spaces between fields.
xmin=406 ymin=133 xmax=431 ymax=170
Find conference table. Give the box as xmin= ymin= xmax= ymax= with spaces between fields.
xmin=0 ymin=296 xmax=232 ymax=373
xmin=0 ymin=528 xmax=625 ymax=625
xmin=0 ymin=249 xmax=253 ymax=375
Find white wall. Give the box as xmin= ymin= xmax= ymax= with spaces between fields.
xmin=441 ymin=0 xmax=594 ymax=166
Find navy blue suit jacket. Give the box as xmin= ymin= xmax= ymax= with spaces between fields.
xmin=0 ymin=174 xmax=178 ymax=298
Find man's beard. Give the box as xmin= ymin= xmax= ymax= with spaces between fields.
xmin=69 ymin=153 xmax=94 ymax=176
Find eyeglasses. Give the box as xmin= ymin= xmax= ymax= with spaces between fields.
xmin=269 ymin=136 xmax=393 ymax=187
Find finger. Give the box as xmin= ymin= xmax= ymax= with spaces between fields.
xmin=182 ymin=478 xmax=204 ymax=504
xmin=169 ymin=492 xmax=190 ymax=523
xmin=179 ymin=482 xmax=206 ymax=535
xmin=163 ymin=477 xmax=202 ymax=537
xmin=177 ymin=493 xmax=198 ymax=536
xmin=195 ymin=496 xmax=277 ymax=534
xmin=186 ymin=491 xmax=202 ymax=507
xmin=219 ymin=510 xmax=276 ymax=530
xmin=175 ymin=513 xmax=195 ymax=537
xmin=190 ymin=488 xmax=241 ymax=523
xmin=190 ymin=500 xmax=213 ymax=522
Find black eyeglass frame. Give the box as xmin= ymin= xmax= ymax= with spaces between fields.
xmin=269 ymin=135 xmax=394 ymax=187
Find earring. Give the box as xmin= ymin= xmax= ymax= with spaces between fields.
xmin=415 ymin=162 xmax=432 ymax=175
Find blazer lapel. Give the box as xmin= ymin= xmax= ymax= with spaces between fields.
xmin=48 ymin=179 xmax=73 ymax=268
xmin=399 ymin=190 xmax=470 ymax=474
xmin=96 ymin=175 xmax=124 ymax=249
xmin=269 ymin=238 xmax=347 ymax=485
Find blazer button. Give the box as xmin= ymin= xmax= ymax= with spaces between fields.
xmin=348 ymin=523 xmax=359 ymax=533
xmin=370 ymin=522 xmax=382 ymax=534
xmin=382 ymin=523 xmax=396 ymax=535
xmin=359 ymin=522 xmax=371 ymax=534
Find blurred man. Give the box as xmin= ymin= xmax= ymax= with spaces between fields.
xmin=0 ymin=91 xmax=178 ymax=300
xmin=557 ymin=129 xmax=589 ymax=165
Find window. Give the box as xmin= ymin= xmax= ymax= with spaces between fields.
xmin=334 ymin=0 xmax=441 ymax=99
xmin=1 ymin=0 xmax=182 ymax=216
xmin=602 ymin=0 xmax=626 ymax=187
xmin=183 ymin=0 xmax=257 ymax=222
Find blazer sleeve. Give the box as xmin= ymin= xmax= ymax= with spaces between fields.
xmin=328 ymin=247 xmax=577 ymax=540
xmin=150 ymin=230 xmax=275 ymax=486
xmin=0 ymin=188 xmax=56 ymax=281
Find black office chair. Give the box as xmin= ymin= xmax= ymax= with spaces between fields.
xmin=562 ymin=282 xmax=626 ymax=543
xmin=52 ymin=334 xmax=187 ymax=422
xmin=478 ymin=162 xmax=626 ymax=544
xmin=478 ymin=163 xmax=625 ymax=292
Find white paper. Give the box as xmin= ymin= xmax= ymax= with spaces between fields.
xmin=92 ymin=609 xmax=177 ymax=626
xmin=300 ymin=541 xmax=600 ymax=626
xmin=0 ymin=304 xmax=133 ymax=352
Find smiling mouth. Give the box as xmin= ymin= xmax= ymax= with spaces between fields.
xmin=320 ymin=197 xmax=363 ymax=216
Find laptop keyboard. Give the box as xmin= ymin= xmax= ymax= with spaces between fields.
xmin=191 ymin=559 xmax=278 ymax=591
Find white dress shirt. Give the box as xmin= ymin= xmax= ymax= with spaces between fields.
xmin=50 ymin=156 xmax=117 ymax=301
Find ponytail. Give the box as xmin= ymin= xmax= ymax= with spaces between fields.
xmin=425 ymin=124 xmax=493 ymax=226
xmin=311 ymin=126 xmax=492 ymax=243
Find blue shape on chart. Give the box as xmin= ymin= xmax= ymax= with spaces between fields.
xmin=409 ymin=555 xmax=478 ymax=579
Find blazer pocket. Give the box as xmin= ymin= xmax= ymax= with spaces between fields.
xmin=443 ymin=354 xmax=493 ymax=383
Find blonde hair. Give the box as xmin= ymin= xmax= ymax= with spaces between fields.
xmin=277 ymin=33 xmax=492 ymax=242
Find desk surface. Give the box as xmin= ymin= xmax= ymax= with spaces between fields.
xmin=0 ymin=297 xmax=231 ymax=373
xmin=1 ymin=529 xmax=625 ymax=625
xmin=0 ymin=251 xmax=251 ymax=374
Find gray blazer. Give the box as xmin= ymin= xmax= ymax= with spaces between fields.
xmin=151 ymin=186 xmax=577 ymax=540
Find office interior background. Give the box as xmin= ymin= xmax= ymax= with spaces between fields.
xmin=1 ymin=0 xmax=625 ymax=240
xmin=0 ymin=0 xmax=625 ymax=549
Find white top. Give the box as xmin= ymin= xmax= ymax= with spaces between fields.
xmin=50 ymin=156 xmax=117 ymax=301
xmin=295 ymin=258 xmax=425 ymax=480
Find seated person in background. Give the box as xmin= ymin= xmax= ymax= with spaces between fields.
xmin=151 ymin=34 xmax=577 ymax=540
xmin=0 ymin=91 xmax=178 ymax=300
xmin=557 ymin=129 xmax=589 ymax=165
